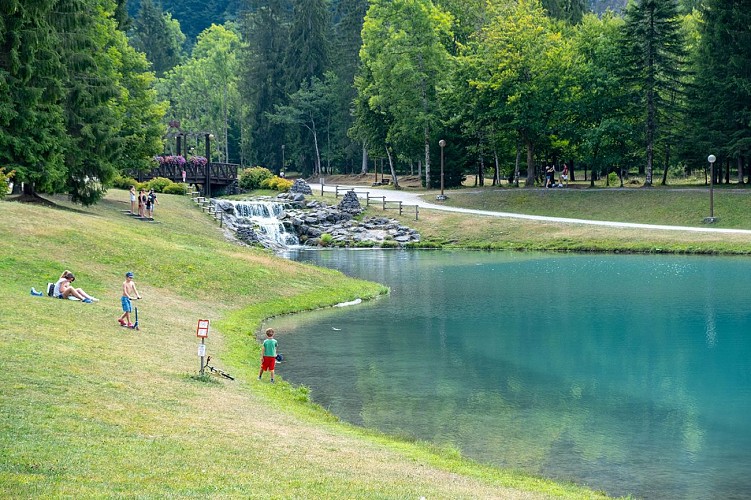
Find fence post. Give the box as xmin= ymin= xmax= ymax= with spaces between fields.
xmin=382 ymin=198 xmax=386 ymax=210
xmin=399 ymin=201 xmax=403 ymax=215
xmin=415 ymin=205 xmax=419 ymax=221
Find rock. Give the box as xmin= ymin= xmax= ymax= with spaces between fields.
xmin=290 ymin=179 xmax=312 ymax=195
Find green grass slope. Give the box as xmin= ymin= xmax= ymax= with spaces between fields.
xmin=0 ymin=191 xmax=605 ymax=499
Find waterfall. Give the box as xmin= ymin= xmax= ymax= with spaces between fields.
xmin=230 ymin=200 xmax=299 ymax=247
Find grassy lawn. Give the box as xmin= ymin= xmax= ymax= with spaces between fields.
xmin=0 ymin=190 xmax=605 ymax=499
xmin=441 ymin=186 xmax=751 ymax=229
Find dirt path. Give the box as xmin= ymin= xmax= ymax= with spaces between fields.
xmin=310 ymin=182 xmax=751 ymax=235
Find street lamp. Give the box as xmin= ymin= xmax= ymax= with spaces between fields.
xmin=437 ymin=139 xmax=447 ymax=201
xmin=704 ymin=154 xmax=717 ymax=223
xmin=281 ymin=144 xmax=285 ymax=174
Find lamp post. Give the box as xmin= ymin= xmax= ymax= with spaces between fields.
xmin=705 ymin=154 xmax=717 ymax=223
xmin=437 ymin=139 xmax=447 ymax=201
xmin=281 ymin=144 xmax=285 ymax=174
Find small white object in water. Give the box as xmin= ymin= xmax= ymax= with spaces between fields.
xmin=332 ymin=327 xmax=341 ymax=331
xmin=333 ymin=298 xmax=362 ymax=308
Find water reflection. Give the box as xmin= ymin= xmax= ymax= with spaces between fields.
xmin=271 ymin=250 xmax=751 ymax=499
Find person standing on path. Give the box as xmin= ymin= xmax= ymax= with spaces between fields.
xmin=258 ymin=328 xmax=278 ymax=383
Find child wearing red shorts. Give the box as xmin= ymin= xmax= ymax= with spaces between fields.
xmin=258 ymin=328 xmax=278 ymax=383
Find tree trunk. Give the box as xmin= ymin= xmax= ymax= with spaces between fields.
xmin=569 ymin=159 xmax=576 ymax=182
xmin=478 ymin=154 xmax=485 ymax=187
xmin=385 ymin=145 xmax=399 ymax=189
xmin=424 ymin=128 xmax=431 ymax=189
xmin=312 ymin=124 xmax=321 ymax=176
xmin=661 ymin=143 xmax=670 ymax=185
xmin=361 ymin=143 xmax=369 ymax=174
xmin=525 ymin=137 xmax=535 ymax=187
xmin=514 ymin=143 xmax=520 ymax=187
xmin=494 ymin=150 xmax=500 ymax=186
xmin=737 ymin=156 xmax=743 ymax=184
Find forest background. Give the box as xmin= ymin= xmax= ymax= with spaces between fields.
xmin=2 ymin=0 xmax=749 ymax=205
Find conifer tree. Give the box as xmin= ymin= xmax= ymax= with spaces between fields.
xmin=130 ymin=0 xmax=186 ymax=77
xmin=685 ymin=0 xmax=751 ymax=179
xmin=238 ymin=0 xmax=290 ymax=168
xmin=0 ymin=0 xmax=68 ymax=196
xmin=621 ymin=0 xmax=686 ymax=186
xmin=284 ymin=0 xmax=331 ymax=90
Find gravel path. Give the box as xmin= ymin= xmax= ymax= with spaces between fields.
xmin=310 ymin=183 xmax=751 ymax=235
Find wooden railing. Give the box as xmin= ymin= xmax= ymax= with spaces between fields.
xmin=133 ymin=163 xmax=238 ymax=185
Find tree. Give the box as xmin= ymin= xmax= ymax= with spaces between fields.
xmin=0 ymin=0 xmax=68 ymax=197
xmin=478 ymin=0 xmax=570 ymax=186
xmin=267 ymin=74 xmax=337 ymax=175
xmin=330 ymin=0 xmax=369 ymax=172
xmin=238 ymin=0 xmax=290 ymax=169
xmin=621 ymin=0 xmax=687 ymax=186
xmin=357 ymin=0 xmax=454 ymax=188
xmin=130 ymin=0 xmax=186 ymax=77
xmin=683 ymin=0 xmax=751 ymax=181
xmin=284 ymin=0 xmax=331 ymax=90
xmin=568 ymin=13 xmax=637 ymax=182
xmin=158 ymin=24 xmax=241 ymax=163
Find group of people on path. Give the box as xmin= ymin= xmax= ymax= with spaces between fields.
xmin=129 ymin=186 xmax=159 ymax=219
xmin=545 ymin=164 xmax=569 ymax=188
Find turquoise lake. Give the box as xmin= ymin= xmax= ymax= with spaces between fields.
xmin=270 ymin=250 xmax=751 ymax=499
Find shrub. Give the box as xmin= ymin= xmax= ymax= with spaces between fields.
xmin=112 ymin=175 xmax=139 ymax=190
xmin=163 ymin=183 xmax=188 ymax=195
xmin=607 ymin=172 xmax=619 ymax=186
xmin=0 ymin=168 xmax=15 ymax=199
xmin=239 ymin=167 xmax=273 ymax=190
xmin=147 ymin=177 xmax=175 ymax=193
xmin=320 ymin=233 xmax=333 ymax=247
xmin=260 ymin=176 xmax=294 ymax=192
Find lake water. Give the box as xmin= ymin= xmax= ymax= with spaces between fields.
xmin=270 ymin=250 xmax=751 ymax=499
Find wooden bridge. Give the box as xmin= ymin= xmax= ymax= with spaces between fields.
xmin=134 ymin=162 xmax=239 ymax=197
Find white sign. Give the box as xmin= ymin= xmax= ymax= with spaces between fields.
xmin=198 ymin=344 xmax=206 ymax=357
xmin=196 ymin=319 xmax=210 ymax=338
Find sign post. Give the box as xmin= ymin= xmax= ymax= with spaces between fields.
xmin=196 ymin=319 xmax=210 ymax=375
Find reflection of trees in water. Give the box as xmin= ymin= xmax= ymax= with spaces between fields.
xmin=277 ymin=251 xmax=751 ymax=498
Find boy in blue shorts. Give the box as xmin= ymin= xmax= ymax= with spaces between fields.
xmin=118 ymin=271 xmax=141 ymax=327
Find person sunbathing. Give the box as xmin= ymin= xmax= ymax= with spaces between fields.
xmin=53 ymin=270 xmax=98 ymax=303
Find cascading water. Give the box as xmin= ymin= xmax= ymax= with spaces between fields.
xmin=230 ymin=200 xmax=299 ymax=247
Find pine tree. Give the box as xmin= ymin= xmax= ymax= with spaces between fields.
xmin=621 ymin=0 xmax=687 ymax=186
xmin=130 ymin=0 xmax=186 ymax=77
xmin=329 ymin=0 xmax=368 ymax=170
xmin=685 ymin=0 xmax=751 ymax=178
xmin=238 ymin=0 xmax=290 ymax=168
xmin=284 ymin=0 xmax=331 ymax=90
xmin=0 ymin=0 xmax=68 ymax=197
xmin=54 ymin=0 xmax=124 ymax=204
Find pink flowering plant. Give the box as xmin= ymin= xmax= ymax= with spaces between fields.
xmin=166 ymin=155 xmax=187 ymax=168
xmin=188 ymin=156 xmax=208 ymax=167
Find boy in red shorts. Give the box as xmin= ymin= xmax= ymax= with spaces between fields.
xmin=258 ymin=328 xmax=278 ymax=383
